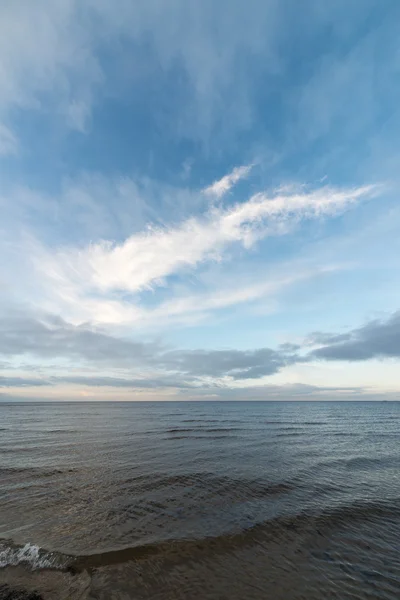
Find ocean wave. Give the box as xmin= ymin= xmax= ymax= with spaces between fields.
xmin=37 ymin=429 xmax=78 ymax=435
xmin=165 ymin=434 xmax=237 ymax=440
xmin=73 ymin=497 xmax=400 ymax=572
xmin=0 ymin=541 xmax=67 ymax=571
xmin=318 ymin=455 xmax=399 ymax=470
xmin=181 ymin=419 xmax=221 ymax=423
xmin=120 ymin=472 xmax=294 ymax=499
xmin=0 ymin=467 xmax=75 ymax=479
xmin=165 ymin=427 xmax=243 ymax=433
xmin=2 ymin=497 xmax=399 ymax=575
xmin=263 ymin=421 xmax=328 ymax=426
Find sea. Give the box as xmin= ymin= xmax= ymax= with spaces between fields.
xmin=0 ymin=401 xmax=399 ymax=599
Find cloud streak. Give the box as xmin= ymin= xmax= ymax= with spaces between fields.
xmin=29 ymin=183 xmax=375 ymax=325
xmin=0 ymin=376 xmax=50 ymax=388
xmin=0 ymin=124 xmax=18 ymax=156
xmin=203 ymin=164 xmax=253 ymax=198
xmin=0 ymin=1 xmax=311 ymax=143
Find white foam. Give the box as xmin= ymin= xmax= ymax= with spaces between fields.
xmin=0 ymin=542 xmax=58 ymax=569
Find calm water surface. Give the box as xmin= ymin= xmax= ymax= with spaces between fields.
xmin=0 ymin=401 xmax=399 ymax=599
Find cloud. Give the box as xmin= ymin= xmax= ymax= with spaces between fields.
xmin=131 ymin=263 xmax=341 ymax=328
xmin=30 ymin=182 xmax=375 ymax=324
xmin=294 ymin=11 xmax=400 ymax=149
xmin=2 ymin=1 xmax=390 ymax=148
xmin=0 ymin=311 xmax=157 ymax=366
xmin=52 ymin=374 xmax=196 ymax=389
xmin=2 ymin=307 xmax=400 ymax=397
xmin=0 ymin=376 xmax=50 ymax=388
xmin=310 ymin=310 xmax=400 ymax=361
xmin=4 ymin=379 xmax=397 ymax=402
xmin=0 ymin=124 xmax=18 ymax=156
xmin=203 ymin=164 xmax=253 ymax=198
xmin=0 ymin=0 xmax=102 ymax=131
xmin=160 ymin=346 xmax=300 ymax=380
xmin=0 ymin=310 xmax=298 ymax=382
xmin=189 ymin=382 xmax=400 ymax=402
xmin=0 ymin=0 xmax=279 ymax=142
xmin=0 ymin=175 xmax=361 ymax=331
xmin=65 ymin=99 xmax=91 ymax=132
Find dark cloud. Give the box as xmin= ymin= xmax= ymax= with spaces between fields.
xmin=305 ymin=332 xmax=352 ymax=346
xmin=279 ymin=342 xmax=302 ymax=352
xmin=0 ymin=311 xmax=300 ymax=381
xmin=0 ymin=311 xmax=158 ymax=365
xmin=0 ymin=376 xmax=50 ymax=388
xmin=2 ymin=309 xmax=400 ymax=393
xmin=53 ymin=375 xmax=197 ymax=389
xmin=159 ymin=347 xmax=299 ymax=380
xmin=310 ymin=311 xmax=400 ymax=361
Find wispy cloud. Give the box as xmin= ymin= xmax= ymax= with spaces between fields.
xmin=0 ymin=124 xmax=18 ymax=156
xmin=0 ymin=1 xmax=281 ymax=143
xmin=140 ymin=263 xmax=343 ymax=327
xmin=0 ymin=1 xmax=102 ymax=134
xmin=1 ymin=2 xmax=399 ymax=403
xmin=65 ymin=99 xmax=91 ymax=133
xmin=28 ymin=182 xmax=376 ymax=325
xmin=203 ymin=164 xmax=253 ymax=198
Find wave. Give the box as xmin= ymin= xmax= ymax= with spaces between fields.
xmin=318 ymin=455 xmax=399 ymax=470
xmin=2 ymin=497 xmax=399 ymax=574
xmin=165 ymin=427 xmax=243 ymax=434
xmin=165 ymin=434 xmax=237 ymax=440
xmin=0 ymin=467 xmax=75 ymax=478
xmin=263 ymin=421 xmax=328 ymax=426
xmin=0 ymin=541 xmax=67 ymax=571
xmin=118 ymin=472 xmax=294 ymax=499
xmin=0 ymin=447 xmax=36 ymax=454
xmin=74 ymin=497 xmax=400 ymax=572
xmin=181 ymin=419 xmax=221 ymax=424
xmin=38 ymin=428 xmax=78 ymax=435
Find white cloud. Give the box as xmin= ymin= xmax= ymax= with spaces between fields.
xmin=203 ymin=164 xmax=253 ymax=198
xmin=25 ymin=181 xmax=376 ymax=325
xmin=149 ymin=263 xmax=341 ymax=323
xmin=22 ymin=259 xmax=343 ymax=329
xmin=36 ymin=183 xmax=375 ymax=292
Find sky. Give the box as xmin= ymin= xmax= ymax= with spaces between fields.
xmin=1 ymin=0 xmax=400 ymax=401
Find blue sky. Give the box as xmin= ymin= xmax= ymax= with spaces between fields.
xmin=1 ymin=0 xmax=400 ymax=401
